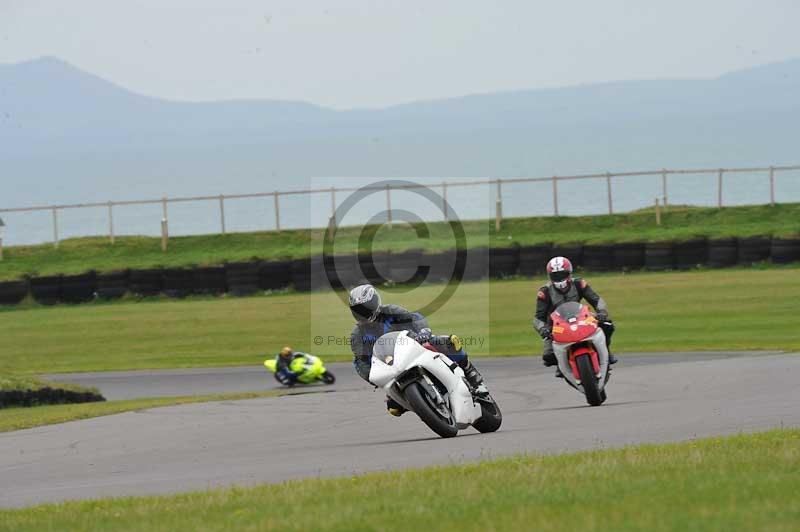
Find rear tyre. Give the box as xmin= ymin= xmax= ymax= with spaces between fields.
xmin=321 ymin=371 xmax=336 ymax=385
xmin=577 ymin=355 xmax=604 ymax=406
xmin=472 ymin=394 xmax=502 ymax=433
xmin=405 ymin=381 xmax=458 ymax=438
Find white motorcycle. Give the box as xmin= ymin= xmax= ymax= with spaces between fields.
xmin=368 ymin=330 xmax=502 ymax=438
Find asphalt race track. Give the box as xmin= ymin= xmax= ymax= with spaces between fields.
xmin=2 ymin=352 xmax=798 ymax=508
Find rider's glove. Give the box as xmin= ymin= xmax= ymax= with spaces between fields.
xmin=539 ymin=327 xmax=552 ymax=340
xmin=414 ymin=328 xmax=432 ymax=344
xmin=596 ymin=310 xmax=609 ymax=322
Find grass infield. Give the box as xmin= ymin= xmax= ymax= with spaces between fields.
xmin=1 ymin=203 xmax=798 ymax=281
xmin=0 ymin=429 xmax=797 ymax=531
xmin=0 ymin=268 xmax=798 ymax=374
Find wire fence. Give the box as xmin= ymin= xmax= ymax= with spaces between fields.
xmin=1 ymin=164 xmax=799 ymax=248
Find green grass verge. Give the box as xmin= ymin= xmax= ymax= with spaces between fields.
xmin=1 ymin=429 xmax=797 ymax=531
xmin=0 ymin=268 xmax=798 ymax=374
xmin=0 ymin=390 xmax=285 ymax=433
xmin=1 ymin=203 xmax=798 ymax=280
xmin=0 ymin=374 xmax=97 ymax=394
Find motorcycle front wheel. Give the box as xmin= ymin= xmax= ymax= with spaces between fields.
xmin=405 ymin=382 xmax=458 ymax=438
xmin=577 ymin=355 xmax=604 ymax=406
xmin=472 ymin=394 xmax=502 ymax=433
xmin=321 ymin=371 xmax=336 ymax=384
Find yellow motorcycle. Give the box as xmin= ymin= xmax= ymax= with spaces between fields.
xmin=264 ymin=354 xmax=336 ymax=387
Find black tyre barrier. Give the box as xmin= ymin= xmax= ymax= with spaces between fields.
xmin=30 ymin=275 xmax=62 ymax=305
xmin=551 ymin=244 xmax=583 ymax=269
xmin=309 ymin=255 xmax=331 ymax=291
xmin=708 ymin=238 xmax=738 ymax=268
xmin=258 ymin=260 xmax=292 ymax=291
xmin=518 ymin=244 xmax=553 ymax=277
xmin=162 ymin=268 xmax=195 ymax=298
xmin=193 ymin=267 xmax=227 ymax=295
xmin=61 ymin=272 xmax=97 ymax=303
xmin=96 ymin=270 xmax=129 ymax=300
xmin=129 ymin=269 xmax=163 ymax=297
xmin=422 ymin=250 xmax=457 ymax=284
xmin=328 ymin=254 xmax=368 ymax=289
xmin=462 ymin=246 xmax=489 ymax=281
xmin=389 ymin=249 xmax=425 ymax=284
xmin=613 ymin=242 xmax=645 ymax=271
xmin=737 ymin=236 xmax=771 ymax=265
xmin=0 ymin=387 xmax=105 ymax=409
xmin=0 ymin=279 xmax=29 ymax=305
xmin=224 ymin=261 xmax=261 ymax=296
xmin=645 ymin=242 xmax=673 ymax=271
xmin=359 ymin=252 xmax=391 ymax=286
xmin=582 ymin=244 xmax=615 ymax=272
xmin=290 ymin=258 xmax=312 ymax=292
xmin=673 ymin=238 xmax=708 ymax=270
xmin=770 ymin=237 xmax=800 ymax=264
xmin=489 ymin=246 xmax=520 ymax=278
xmin=290 ymin=256 xmax=329 ymax=292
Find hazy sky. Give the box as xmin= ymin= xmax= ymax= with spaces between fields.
xmin=1 ymin=1 xmax=799 ymax=108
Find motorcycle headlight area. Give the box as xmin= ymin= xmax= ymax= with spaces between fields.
xmin=373 ymin=331 xmax=414 ymax=366
xmin=373 ymin=352 xmax=394 ymax=365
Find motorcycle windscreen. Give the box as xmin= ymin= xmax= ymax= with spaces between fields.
xmin=553 ymin=301 xmax=583 ymax=321
xmin=372 ymin=331 xmax=416 ymax=365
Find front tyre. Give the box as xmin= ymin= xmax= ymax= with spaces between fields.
xmin=577 ymin=355 xmax=604 ymax=406
xmin=405 ymin=382 xmax=458 ymax=438
xmin=321 ymin=371 xmax=336 ymax=385
xmin=472 ymin=394 xmax=502 ymax=433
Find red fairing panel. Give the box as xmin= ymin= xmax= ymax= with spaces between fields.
xmin=550 ymin=304 xmax=598 ymax=344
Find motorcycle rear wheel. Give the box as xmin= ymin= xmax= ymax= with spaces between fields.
xmin=405 ymin=382 xmax=458 ymax=438
xmin=577 ymin=355 xmax=605 ymax=406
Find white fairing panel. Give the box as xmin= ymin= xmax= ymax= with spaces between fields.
xmin=368 ymin=331 xmax=481 ymax=427
xmin=553 ymin=328 xmax=609 ymax=392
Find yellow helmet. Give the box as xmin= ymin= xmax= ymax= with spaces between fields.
xmin=279 ymin=346 xmax=293 ymax=357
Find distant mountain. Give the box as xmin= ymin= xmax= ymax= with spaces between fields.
xmin=1 ymin=56 xmax=799 ymax=207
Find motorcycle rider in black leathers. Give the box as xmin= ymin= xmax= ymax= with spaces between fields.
xmin=349 ymin=284 xmax=488 ymax=416
xmin=533 ymin=256 xmax=617 ymax=372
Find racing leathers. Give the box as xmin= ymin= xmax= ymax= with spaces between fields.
xmin=533 ymin=277 xmax=616 ymax=366
xmin=273 ymin=350 xmax=314 ymax=385
xmin=350 ymin=304 xmax=485 ymax=394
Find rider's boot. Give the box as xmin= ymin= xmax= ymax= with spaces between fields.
xmin=386 ymin=397 xmax=407 ymax=417
xmin=542 ymin=352 xmax=558 ymax=367
xmin=608 ymin=351 xmax=618 ymax=365
xmin=463 ymin=361 xmax=489 ymax=397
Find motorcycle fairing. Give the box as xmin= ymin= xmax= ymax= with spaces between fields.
xmin=369 ymin=331 xmax=481 ymax=428
xmin=553 ymin=327 xmax=609 ymax=393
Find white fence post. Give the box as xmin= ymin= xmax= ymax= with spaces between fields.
xmin=661 ymin=169 xmax=668 ymax=207
xmin=495 ymin=179 xmax=503 ymax=231
xmin=606 ymin=172 xmax=613 ymax=214
xmin=108 ymin=201 xmax=115 ymax=244
xmin=769 ymin=166 xmax=775 ymax=206
xmin=219 ymin=194 xmax=226 ymax=234
xmin=717 ymin=169 xmax=724 ymax=208
xmin=442 ymin=182 xmax=449 ymax=221
xmin=385 ymin=184 xmax=392 ymax=225
xmin=330 ymin=187 xmax=337 ymax=227
xmin=161 ymin=218 xmax=168 ymax=251
xmin=552 ymin=176 xmax=559 ymax=216
xmin=52 ymin=207 xmax=59 ymax=249
xmin=162 ymin=197 xmax=168 ymax=223
xmin=655 ymin=198 xmax=662 ymax=226
xmin=274 ymin=191 xmax=281 ymax=231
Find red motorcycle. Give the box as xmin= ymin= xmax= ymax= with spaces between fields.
xmin=550 ymin=302 xmax=611 ymax=406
